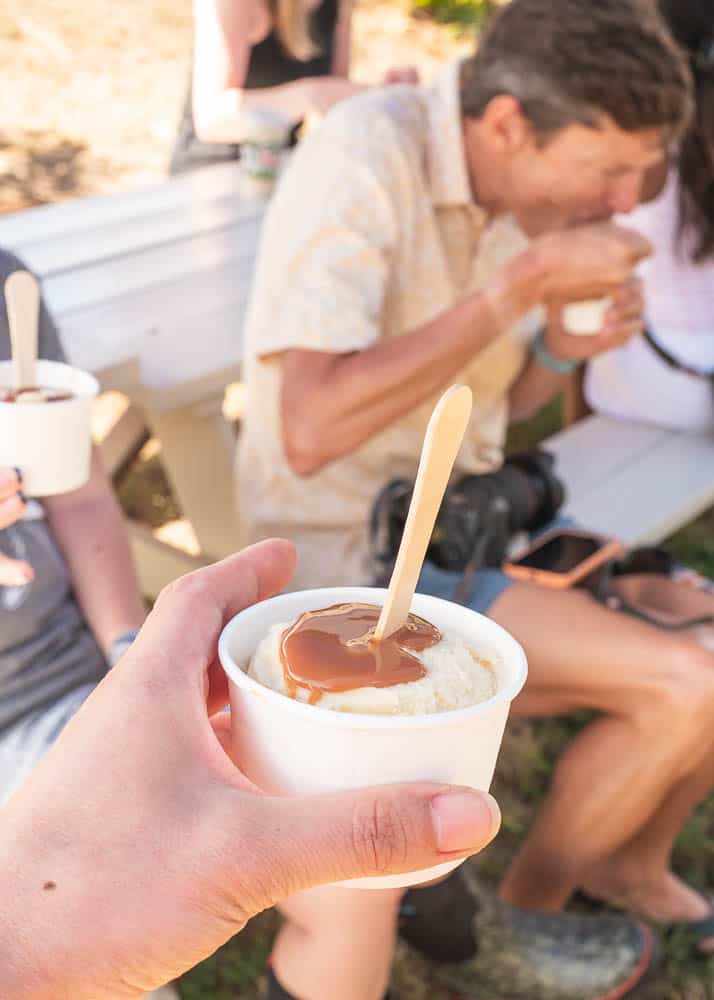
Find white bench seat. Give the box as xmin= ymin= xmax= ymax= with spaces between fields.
xmin=547 ymin=415 xmax=714 ymax=545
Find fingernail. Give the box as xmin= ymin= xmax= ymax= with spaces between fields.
xmin=431 ymin=789 xmax=501 ymax=854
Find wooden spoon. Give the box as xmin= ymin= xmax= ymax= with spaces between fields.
xmin=374 ymin=384 xmax=473 ymax=642
xmin=5 ymin=270 xmax=40 ymax=391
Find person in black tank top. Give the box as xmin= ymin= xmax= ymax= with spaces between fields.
xmin=245 ymin=0 xmax=336 ymax=88
xmin=171 ymin=0 xmax=344 ymax=174
xmin=170 ymin=0 xmax=418 ymax=174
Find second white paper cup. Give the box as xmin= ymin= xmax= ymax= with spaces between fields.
xmin=0 ymin=360 xmax=99 ymax=497
xmin=562 ymin=298 xmax=611 ymax=336
xmin=219 ymin=586 xmax=527 ymax=890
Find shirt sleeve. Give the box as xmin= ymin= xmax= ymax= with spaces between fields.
xmin=0 ymin=249 xmax=66 ymax=364
xmin=245 ymin=126 xmax=399 ymax=360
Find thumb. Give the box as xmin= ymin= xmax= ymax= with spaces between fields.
xmin=240 ymin=783 xmax=500 ymax=908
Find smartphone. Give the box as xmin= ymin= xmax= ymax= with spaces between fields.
xmin=502 ymin=529 xmax=623 ymax=589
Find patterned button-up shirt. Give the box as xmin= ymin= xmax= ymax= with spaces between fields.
xmin=238 ymin=61 xmax=534 ymax=590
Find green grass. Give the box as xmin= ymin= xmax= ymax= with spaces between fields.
xmin=122 ymin=399 xmax=714 ymax=999
xmin=178 ymin=914 xmax=277 ymax=1000
xmin=412 ymin=0 xmax=498 ymax=33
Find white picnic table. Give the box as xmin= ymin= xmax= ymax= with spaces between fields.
xmin=548 ymin=414 xmax=714 ymax=545
xmin=2 ymin=164 xmax=713 ymax=597
xmin=0 ymin=163 xmax=267 ymax=590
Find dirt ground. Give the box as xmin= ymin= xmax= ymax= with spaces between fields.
xmin=0 ymin=0 xmax=469 ymax=213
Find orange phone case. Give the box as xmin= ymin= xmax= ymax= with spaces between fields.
xmin=502 ymin=529 xmax=624 ymax=589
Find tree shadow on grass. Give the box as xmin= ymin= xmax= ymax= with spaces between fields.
xmin=0 ymin=128 xmax=102 ymax=213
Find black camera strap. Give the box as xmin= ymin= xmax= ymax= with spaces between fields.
xmin=644 ymin=328 xmax=714 ymax=381
xmin=452 ymin=497 xmax=510 ymax=606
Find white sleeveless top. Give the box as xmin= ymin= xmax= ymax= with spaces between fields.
xmin=585 ymin=169 xmax=714 ymax=432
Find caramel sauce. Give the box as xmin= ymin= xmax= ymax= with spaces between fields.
xmin=279 ymin=602 xmax=442 ymax=704
xmin=0 ymin=386 xmax=73 ymax=403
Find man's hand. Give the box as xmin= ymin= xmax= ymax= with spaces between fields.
xmin=0 ymin=540 xmax=500 ymax=1000
xmin=545 ymin=277 xmax=645 ymax=363
xmin=525 ymin=223 xmax=652 ymax=310
xmin=0 ymin=467 xmax=33 ymax=586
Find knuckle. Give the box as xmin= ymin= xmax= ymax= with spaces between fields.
xmin=157 ymin=569 xmax=212 ymax=610
xmin=351 ymin=796 xmax=411 ymax=875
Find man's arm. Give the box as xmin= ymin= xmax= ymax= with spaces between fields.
xmin=508 ymin=355 xmax=567 ymax=424
xmin=43 ymin=448 xmax=146 ymax=657
xmin=281 ymin=254 xmax=539 ymax=476
xmin=281 ymin=224 xmax=650 ymax=476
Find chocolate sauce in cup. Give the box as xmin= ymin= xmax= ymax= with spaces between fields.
xmin=280 ymin=602 xmax=440 ymax=704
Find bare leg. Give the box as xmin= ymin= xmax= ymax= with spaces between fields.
xmin=272 ymin=885 xmax=403 ymax=1000
xmin=486 ymin=582 xmax=714 ymax=918
xmin=581 ymin=746 xmax=714 ymax=950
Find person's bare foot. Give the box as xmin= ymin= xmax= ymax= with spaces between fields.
xmin=581 ymin=865 xmax=714 ymax=954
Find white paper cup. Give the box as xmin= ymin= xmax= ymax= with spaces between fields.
xmin=219 ymin=586 xmax=527 ymax=890
xmin=239 ymin=109 xmax=290 ymax=199
xmin=562 ymin=298 xmax=611 ymax=336
xmin=0 ymin=360 xmax=99 ymax=497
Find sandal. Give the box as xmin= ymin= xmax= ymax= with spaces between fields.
xmin=575 ymin=889 xmax=714 ymax=959
xmin=426 ymin=896 xmax=656 ymax=999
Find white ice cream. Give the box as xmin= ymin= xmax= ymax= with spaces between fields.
xmin=247 ymin=621 xmax=498 ymax=715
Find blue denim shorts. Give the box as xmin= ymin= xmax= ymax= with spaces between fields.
xmin=416 ymin=515 xmax=576 ymax=614
xmin=417 ymin=560 xmax=512 ymax=614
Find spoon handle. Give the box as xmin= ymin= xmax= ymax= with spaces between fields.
xmin=374 ymin=384 xmax=473 ymax=642
xmin=6 ymin=270 xmax=40 ymax=390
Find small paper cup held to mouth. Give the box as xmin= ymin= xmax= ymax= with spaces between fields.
xmin=219 ymin=586 xmax=528 ymax=890
xmin=562 ymin=298 xmax=611 ymax=336
xmin=0 ymin=359 xmax=99 ymax=497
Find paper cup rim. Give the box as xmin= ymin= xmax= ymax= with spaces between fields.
xmin=219 ymin=586 xmax=528 ymax=730
xmin=0 ymin=359 xmax=99 ymax=406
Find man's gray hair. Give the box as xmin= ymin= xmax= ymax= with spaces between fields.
xmin=461 ymin=0 xmax=693 ymax=140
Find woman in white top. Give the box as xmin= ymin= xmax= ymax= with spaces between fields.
xmin=586 ymin=0 xmax=714 ymax=431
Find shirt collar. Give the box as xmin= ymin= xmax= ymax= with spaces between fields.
xmin=425 ymin=60 xmax=478 ymax=210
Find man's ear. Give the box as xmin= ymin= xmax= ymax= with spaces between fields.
xmin=479 ymin=94 xmax=534 ymax=154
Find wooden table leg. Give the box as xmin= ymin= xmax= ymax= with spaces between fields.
xmin=144 ymin=397 xmax=241 ymax=561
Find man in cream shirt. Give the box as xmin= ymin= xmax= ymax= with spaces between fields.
xmin=240 ymin=60 xmax=534 ymax=591
xmin=238 ymin=3 xmax=714 ymax=999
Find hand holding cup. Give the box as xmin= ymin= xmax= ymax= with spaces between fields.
xmin=546 ymin=276 xmax=645 ymax=363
